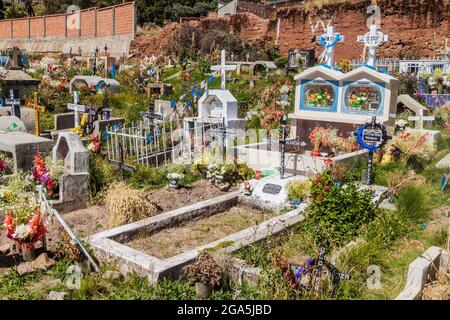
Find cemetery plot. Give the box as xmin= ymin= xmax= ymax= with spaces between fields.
xmin=89 ymin=192 xmax=306 ymax=280
xmin=126 ymin=204 xmax=269 ymax=259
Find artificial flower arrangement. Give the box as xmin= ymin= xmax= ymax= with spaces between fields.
xmin=307 ymin=90 xmax=332 ymax=107
xmin=383 ymin=131 xmax=435 ymax=165
xmin=260 ymin=102 xmax=285 ymax=131
xmin=434 ymin=102 xmax=450 ymax=129
xmin=31 ymin=153 xmax=65 ymax=199
xmin=350 ymin=92 xmax=368 ymax=109
xmin=309 ymin=127 xmax=331 ymax=156
xmin=0 ymin=153 xmax=13 ymax=177
xmin=3 ymin=198 xmax=46 ymax=260
xmin=243 ymin=181 xmax=253 ymax=196
xmin=327 ymin=129 xmax=359 ymax=154
xmin=87 ymin=135 xmax=102 ymax=153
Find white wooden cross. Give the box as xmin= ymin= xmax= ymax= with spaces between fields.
xmin=357 ymin=24 xmax=389 ymax=68
xmin=67 ymin=91 xmax=86 ymax=127
xmin=211 ymin=49 xmax=237 ymax=90
xmin=408 ymin=114 xmax=435 ymax=129
xmin=315 ymin=26 xmax=344 ymax=67
xmin=5 ymin=89 xmax=21 ymax=118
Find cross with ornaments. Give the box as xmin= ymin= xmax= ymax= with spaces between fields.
xmin=357 ymin=24 xmax=389 ymax=67
xmin=5 ymin=89 xmax=21 ymax=119
xmin=67 ymin=91 xmax=87 ymax=128
xmin=25 ymin=92 xmax=46 ymax=136
xmin=315 ymin=26 xmax=344 ymax=67
xmin=211 ymin=49 xmax=237 ymax=90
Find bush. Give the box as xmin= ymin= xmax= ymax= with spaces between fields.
xmin=285 ymin=179 xmax=312 ymax=201
xmin=303 ymin=172 xmax=379 ymax=245
xmin=364 ymin=210 xmax=409 ymax=246
xmin=396 ymin=185 xmax=430 ymax=222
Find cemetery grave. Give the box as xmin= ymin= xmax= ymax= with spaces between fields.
xmin=1 ymin=1 xmax=450 ymax=301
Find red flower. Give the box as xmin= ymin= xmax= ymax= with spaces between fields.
xmin=324 ymin=185 xmax=330 ymax=191
xmin=3 ymin=214 xmax=15 ymax=233
xmin=323 ymin=158 xmax=333 ymax=165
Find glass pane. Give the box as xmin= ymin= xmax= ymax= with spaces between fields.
xmin=303 ymin=83 xmax=334 ymax=109
xmin=345 ymin=84 xmax=382 ymax=112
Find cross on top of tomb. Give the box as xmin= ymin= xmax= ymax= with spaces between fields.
xmin=25 ymin=92 xmax=46 ymax=136
xmin=67 ymin=91 xmax=87 ymax=128
xmin=5 ymin=89 xmax=21 ymax=118
xmin=211 ymin=49 xmax=237 ymax=90
xmin=357 ymin=24 xmax=389 ymax=68
xmin=315 ymin=26 xmax=344 ymax=68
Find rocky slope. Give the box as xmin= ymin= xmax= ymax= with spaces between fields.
xmin=131 ymin=0 xmax=450 ymax=60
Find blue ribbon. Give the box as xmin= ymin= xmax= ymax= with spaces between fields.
xmin=170 ymin=99 xmax=177 ymax=109
xmin=319 ymin=33 xmax=342 ymax=48
xmin=208 ymin=74 xmax=214 ymax=83
xmin=186 ymin=100 xmax=191 ymax=109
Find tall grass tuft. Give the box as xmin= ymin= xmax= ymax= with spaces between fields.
xmin=396 ymin=185 xmax=431 ymax=222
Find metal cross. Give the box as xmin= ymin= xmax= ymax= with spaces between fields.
xmin=316 ymin=26 xmax=344 ymax=67
xmin=5 ymin=89 xmax=21 ymax=118
xmin=357 ymin=24 xmax=389 ymax=67
xmin=67 ymin=91 xmax=86 ymax=128
xmin=211 ymin=49 xmax=237 ymax=90
xmin=25 ymin=92 xmax=46 ymax=136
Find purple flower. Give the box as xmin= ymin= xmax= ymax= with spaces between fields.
xmin=40 ymin=172 xmax=50 ymax=185
xmin=306 ymin=258 xmax=313 ymax=266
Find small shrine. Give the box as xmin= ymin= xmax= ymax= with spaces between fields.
xmin=290 ymin=24 xmax=400 ymax=144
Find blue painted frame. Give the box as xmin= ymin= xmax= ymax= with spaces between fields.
xmin=300 ymin=79 xmax=339 ymax=113
xmin=341 ymin=80 xmax=385 ymax=116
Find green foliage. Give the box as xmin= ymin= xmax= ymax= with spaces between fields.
xmin=304 ymin=172 xmax=379 ymax=245
xmin=88 ymin=154 xmax=120 ymax=200
xmin=285 ymin=179 xmax=312 ymax=201
xmin=363 ymin=210 xmax=409 ymax=247
xmin=396 ymin=185 xmax=430 ymax=221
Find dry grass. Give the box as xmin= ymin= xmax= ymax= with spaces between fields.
xmin=105 ymin=182 xmax=159 ymax=228
xmin=127 ymin=205 xmax=269 ymax=259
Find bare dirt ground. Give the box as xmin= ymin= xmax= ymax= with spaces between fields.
xmin=127 ymin=205 xmax=269 ymax=259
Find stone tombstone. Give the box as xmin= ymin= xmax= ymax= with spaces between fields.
xmin=242 ymin=175 xmax=308 ymax=212
xmin=52 ymin=132 xmax=89 ymax=174
xmin=0 ymin=116 xmax=27 ymax=133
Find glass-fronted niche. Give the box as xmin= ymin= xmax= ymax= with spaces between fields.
xmin=343 ymin=82 xmax=383 ymax=114
xmin=301 ymin=81 xmax=337 ymax=111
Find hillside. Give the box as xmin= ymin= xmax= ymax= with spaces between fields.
xmin=132 ymin=0 xmax=450 ymax=60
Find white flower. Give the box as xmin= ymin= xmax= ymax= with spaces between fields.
xmin=167 ymin=172 xmax=184 ymax=180
xmin=12 ymin=224 xmax=31 ymax=240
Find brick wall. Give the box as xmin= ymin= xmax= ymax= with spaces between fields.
xmin=0 ymin=1 xmax=135 ymax=40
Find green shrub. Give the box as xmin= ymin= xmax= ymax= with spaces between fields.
xmin=285 ymin=179 xmax=312 ymax=201
xmin=396 ymin=185 xmax=430 ymax=221
xmin=303 ymin=172 xmax=379 ymax=245
xmin=364 ymin=210 xmax=409 ymax=246
xmin=89 ymin=154 xmax=120 ymax=200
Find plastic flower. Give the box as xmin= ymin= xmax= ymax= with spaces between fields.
xmin=12 ymin=224 xmax=31 ymax=240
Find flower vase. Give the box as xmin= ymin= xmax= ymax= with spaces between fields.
xmin=311 ymin=142 xmax=322 ymax=157
xmin=169 ymin=179 xmax=179 ymax=189
xmin=195 ymin=282 xmax=211 ymax=299
xmin=21 ymin=245 xmax=35 ymax=262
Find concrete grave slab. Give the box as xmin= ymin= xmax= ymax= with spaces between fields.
xmin=436 ymin=153 xmax=450 ymax=169
xmin=239 ymin=175 xmax=308 ymax=212
xmin=0 ymin=131 xmax=54 ymax=171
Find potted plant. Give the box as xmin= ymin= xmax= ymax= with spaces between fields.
xmin=3 ymin=200 xmax=46 ymax=261
xmin=167 ymin=172 xmax=185 ymax=189
xmin=183 ymin=252 xmax=224 ymax=299
xmin=286 ymin=180 xmax=312 ymax=204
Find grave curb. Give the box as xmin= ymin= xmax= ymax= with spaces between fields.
xmin=88 ymin=192 xmax=307 ymax=283
xmin=395 ymin=246 xmax=445 ymax=300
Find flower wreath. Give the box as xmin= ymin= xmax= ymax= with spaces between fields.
xmin=319 ymin=33 xmax=343 ymax=48
xmin=355 ymin=123 xmax=388 ymax=151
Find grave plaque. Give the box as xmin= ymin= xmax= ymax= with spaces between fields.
xmin=262 ymin=183 xmax=282 ymax=195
